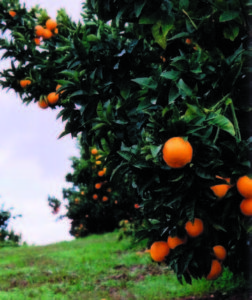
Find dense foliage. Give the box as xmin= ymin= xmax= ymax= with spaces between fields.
xmin=0 ymin=0 xmax=251 ymax=283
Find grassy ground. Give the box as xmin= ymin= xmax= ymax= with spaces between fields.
xmin=0 ymin=231 xmax=247 ymax=300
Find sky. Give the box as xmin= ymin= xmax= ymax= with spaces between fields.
xmin=0 ymin=1 xmax=83 ymax=245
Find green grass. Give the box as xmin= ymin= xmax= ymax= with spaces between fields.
xmin=0 ymin=231 xmax=247 ymax=300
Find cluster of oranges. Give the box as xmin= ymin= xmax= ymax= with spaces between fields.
xmin=156 ymin=136 xmax=252 ymax=279
xmin=150 ymin=233 xmax=226 ymax=280
xmin=91 ymin=148 xmax=110 ymax=202
xmin=37 ymin=84 xmax=62 ymax=109
xmin=34 ymin=18 xmax=58 ymax=45
xmin=162 ymin=136 xmax=252 ymax=217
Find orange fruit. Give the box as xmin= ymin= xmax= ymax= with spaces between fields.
xmin=96 ymin=160 xmax=102 ymax=165
xmin=45 ymin=18 xmax=57 ymax=31
xmin=160 ymin=56 xmax=166 ymax=62
xmin=206 ymin=259 xmax=222 ymax=280
xmin=162 ymin=137 xmax=193 ymax=168
xmin=20 ymin=79 xmax=31 ymax=88
xmin=240 ymin=198 xmax=252 ymax=216
xmin=213 ymin=245 xmax=227 ymax=261
xmin=98 ymin=170 xmax=104 ymax=177
xmin=54 ymin=28 xmax=58 ymax=34
xmin=95 ymin=183 xmax=102 ymax=189
xmin=35 ymin=25 xmax=45 ymax=37
xmin=56 ymin=84 xmax=64 ymax=94
xmin=9 ymin=10 xmax=17 ymax=17
xmin=42 ymin=28 xmax=53 ymax=39
xmin=237 ymin=175 xmax=252 ymax=198
xmin=167 ymin=235 xmax=187 ymax=249
xmin=74 ymin=198 xmax=80 ymax=204
xmin=91 ymin=148 xmax=98 ymax=155
xmin=38 ymin=97 xmax=48 ymax=109
xmin=134 ymin=203 xmax=140 ymax=209
xmin=114 ymin=200 xmax=118 ymax=204
xmin=47 ymin=92 xmax=59 ymax=105
xmin=210 ymin=184 xmax=231 ymax=199
xmin=102 ymin=196 xmax=109 ymax=202
xmin=93 ymin=194 xmax=98 ymax=200
xmin=81 ymin=191 xmax=85 ymax=195
xmin=185 ymin=38 xmax=192 ymax=44
xmin=150 ymin=241 xmax=170 ymax=262
xmin=185 ymin=218 xmax=204 ymax=238
xmin=33 ymin=37 xmax=41 ymax=45
xmin=107 ymin=188 xmax=112 ymax=193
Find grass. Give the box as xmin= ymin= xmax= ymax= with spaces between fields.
xmin=0 ymin=230 xmax=247 ymax=300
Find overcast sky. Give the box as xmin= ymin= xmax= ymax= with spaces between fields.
xmin=0 ymin=1 xmax=83 ymax=245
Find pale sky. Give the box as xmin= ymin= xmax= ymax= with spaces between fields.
xmin=0 ymin=1 xmax=83 ymax=245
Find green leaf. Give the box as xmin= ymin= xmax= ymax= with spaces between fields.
xmin=86 ymin=34 xmax=100 ymax=42
xmin=207 ymin=113 xmax=235 ymax=136
xmin=219 ymin=11 xmax=239 ymax=22
xmin=169 ymin=85 xmax=180 ymax=104
xmin=151 ymin=20 xmax=173 ymax=49
xmin=223 ymin=24 xmax=239 ymax=41
xmin=150 ymin=145 xmax=162 ymax=157
xmin=161 ymin=70 xmax=181 ymax=80
xmin=177 ymin=79 xmax=193 ymax=97
xmin=179 ymin=0 xmax=189 ymax=10
xmin=131 ymin=77 xmax=158 ymax=90
xmin=139 ymin=12 xmax=159 ymax=24
xmin=134 ymin=0 xmax=147 ymax=18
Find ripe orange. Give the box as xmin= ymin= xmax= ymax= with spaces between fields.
xmin=42 ymin=28 xmax=53 ymax=39
xmin=9 ymin=10 xmax=17 ymax=17
xmin=93 ymin=194 xmax=98 ymax=200
xmin=91 ymin=148 xmax=98 ymax=155
xmin=210 ymin=184 xmax=230 ymax=199
xmin=45 ymin=18 xmax=57 ymax=31
xmin=185 ymin=218 xmax=204 ymax=238
xmin=213 ymin=245 xmax=227 ymax=261
xmin=95 ymin=183 xmax=102 ymax=189
xmin=35 ymin=25 xmax=45 ymax=37
xmin=102 ymin=196 xmax=109 ymax=202
xmin=240 ymin=198 xmax=252 ymax=216
xmin=167 ymin=235 xmax=187 ymax=249
xmin=98 ymin=170 xmax=105 ymax=177
xmin=237 ymin=175 xmax=252 ymax=198
xmin=81 ymin=191 xmax=85 ymax=196
xmin=185 ymin=38 xmax=192 ymax=44
xmin=114 ymin=200 xmax=118 ymax=204
xmin=47 ymin=92 xmax=59 ymax=105
xmin=20 ymin=79 xmax=31 ymax=88
xmin=54 ymin=28 xmax=58 ymax=34
xmin=134 ymin=203 xmax=140 ymax=209
xmin=96 ymin=160 xmax=102 ymax=165
xmin=206 ymin=259 xmax=222 ymax=280
xmin=162 ymin=137 xmax=193 ymax=168
xmin=38 ymin=98 xmax=48 ymax=109
xmin=33 ymin=37 xmax=41 ymax=45
xmin=150 ymin=241 xmax=170 ymax=262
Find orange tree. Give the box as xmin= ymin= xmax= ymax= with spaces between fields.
xmin=0 ymin=0 xmax=251 ymax=283
xmin=48 ymin=139 xmax=142 ymax=237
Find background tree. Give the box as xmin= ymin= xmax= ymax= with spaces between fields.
xmin=48 ymin=138 xmax=143 ymax=237
xmin=0 ymin=0 xmax=251 ymax=283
